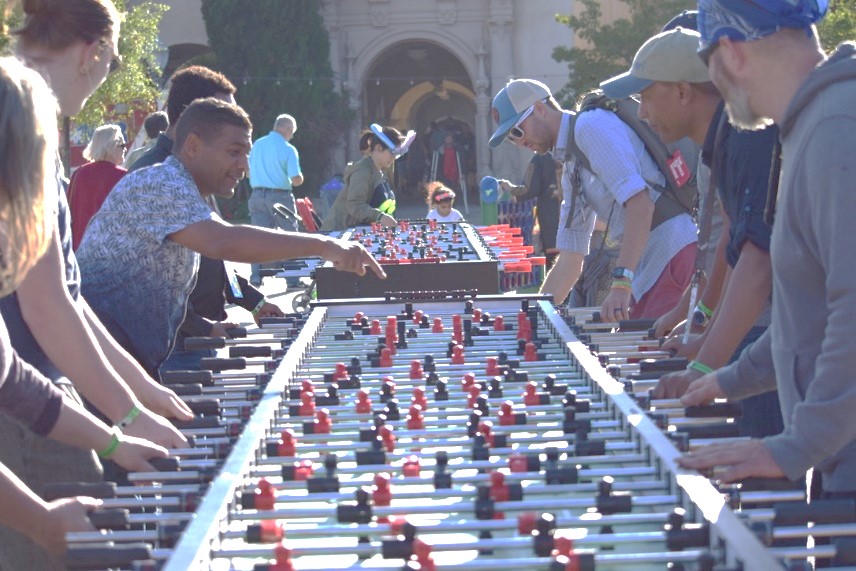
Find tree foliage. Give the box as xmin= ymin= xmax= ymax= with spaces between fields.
xmin=818 ymin=0 xmax=856 ymax=51
xmin=0 ymin=0 xmax=24 ymax=54
xmin=76 ymin=0 xmax=169 ymax=127
xmin=1 ymin=0 xmax=167 ymax=127
xmin=552 ymin=0 xmax=695 ymax=107
xmin=200 ymin=0 xmax=351 ymax=196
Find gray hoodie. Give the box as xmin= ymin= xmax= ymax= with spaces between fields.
xmin=716 ymin=43 xmax=856 ymax=491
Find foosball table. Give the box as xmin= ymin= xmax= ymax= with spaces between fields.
xmin=61 ymin=290 xmax=849 ymax=570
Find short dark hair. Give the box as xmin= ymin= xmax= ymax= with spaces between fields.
xmin=166 ymin=65 xmax=236 ymax=125
xmin=367 ymin=125 xmax=404 ymax=153
xmin=358 ymin=129 xmax=373 ymax=152
xmin=143 ymin=111 xmax=168 ymax=139
xmin=174 ymin=97 xmax=252 ymax=153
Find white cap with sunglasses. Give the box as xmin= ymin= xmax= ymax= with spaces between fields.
xmin=370 ymin=123 xmax=416 ymax=159
xmin=488 ymin=79 xmax=551 ymax=148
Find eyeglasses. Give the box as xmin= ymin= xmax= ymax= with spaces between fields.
xmin=506 ymin=105 xmax=535 ymax=144
xmin=116 ymin=140 xmax=126 ymax=149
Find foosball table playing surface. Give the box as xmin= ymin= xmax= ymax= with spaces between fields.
xmin=313 ymin=222 xmax=501 ymax=299
xmin=73 ymin=292 xmax=815 ymax=571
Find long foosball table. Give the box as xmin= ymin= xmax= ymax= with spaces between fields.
xmin=58 ymin=288 xmax=856 ymax=571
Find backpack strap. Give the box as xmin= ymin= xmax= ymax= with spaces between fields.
xmin=563 ymin=104 xmax=686 ymax=231
xmin=650 ymin=192 xmax=688 ymax=230
xmin=694 ymin=110 xmax=730 ymax=274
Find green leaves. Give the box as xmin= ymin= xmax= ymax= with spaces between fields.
xmin=818 ymin=0 xmax=856 ymax=52
xmin=552 ymin=0 xmax=695 ymax=107
xmin=76 ymin=0 xmax=169 ymax=126
xmin=200 ymin=0 xmax=351 ymax=196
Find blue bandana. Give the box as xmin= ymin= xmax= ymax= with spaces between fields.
xmin=698 ymin=0 xmax=828 ymax=52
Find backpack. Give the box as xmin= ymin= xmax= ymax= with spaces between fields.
xmin=565 ymin=90 xmax=699 ymax=229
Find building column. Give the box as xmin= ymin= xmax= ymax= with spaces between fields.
xmin=487 ymin=0 xmax=520 ymax=181
xmin=344 ymin=34 xmax=361 ymax=161
xmin=474 ymin=40 xmax=491 ymax=183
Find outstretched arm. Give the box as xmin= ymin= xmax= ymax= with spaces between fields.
xmin=170 ymin=218 xmax=386 ymax=279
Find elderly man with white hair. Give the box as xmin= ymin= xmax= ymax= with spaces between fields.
xmin=247 ymin=113 xmax=305 ymax=286
xmin=676 ymin=0 xmax=856 ymax=500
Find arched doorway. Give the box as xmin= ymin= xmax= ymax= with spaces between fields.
xmin=363 ymin=41 xmax=476 ymax=201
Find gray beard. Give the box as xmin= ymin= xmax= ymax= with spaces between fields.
xmin=719 ymin=72 xmax=773 ymax=131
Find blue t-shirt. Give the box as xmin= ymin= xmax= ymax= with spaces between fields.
xmin=0 ymin=167 xmax=77 ymax=380
xmin=248 ymin=131 xmax=302 ymax=191
xmin=77 ymin=156 xmax=215 ymax=373
xmin=702 ymin=104 xmax=777 ymax=267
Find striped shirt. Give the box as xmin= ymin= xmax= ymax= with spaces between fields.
xmin=554 ymin=110 xmax=697 ymax=300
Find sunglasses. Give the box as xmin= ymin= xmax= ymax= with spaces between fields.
xmin=506 ymin=105 xmax=535 ymax=144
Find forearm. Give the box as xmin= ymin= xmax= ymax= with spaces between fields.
xmin=233 ymin=275 xmax=265 ymax=310
xmin=80 ymin=301 xmax=161 ymax=399
xmin=191 ymin=222 xmax=334 ymax=263
xmin=699 ymin=212 xmax=731 ymax=311
xmin=46 ymin=396 xmax=115 ymax=453
xmin=716 ymin=327 xmax=776 ymax=400
xmin=540 ymin=251 xmax=584 ymax=305
xmin=616 ymin=193 xmax=654 ymax=271
xmin=670 ymin=274 xmax=708 ymax=325
xmin=0 ymin=462 xmax=50 ymax=543
xmin=18 ymin=232 xmax=138 ymax=422
xmin=696 ymin=243 xmax=771 ymax=368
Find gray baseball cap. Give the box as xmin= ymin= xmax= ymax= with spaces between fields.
xmin=600 ymin=27 xmax=711 ymax=99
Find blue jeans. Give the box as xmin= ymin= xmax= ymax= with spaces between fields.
xmin=248 ymin=187 xmax=297 ymax=283
xmin=730 ymin=325 xmax=785 ymax=438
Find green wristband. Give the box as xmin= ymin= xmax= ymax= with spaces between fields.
xmin=251 ymin=298 xmax=267 ymax=316
xmin=98 ymin=427 xmax=122 ymax=459
xmin=697 ymin=300 xmax=714 ymax=318
xmin=117 ymin=405 xmax=141 ymax=429
xmin=688 ymin=360 xmax=714 ymax=375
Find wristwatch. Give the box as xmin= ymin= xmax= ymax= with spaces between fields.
xmin=692 ymin=308 xmax=710 ymax=328
xmin=611 ymin=266 xmax=635 ymax=281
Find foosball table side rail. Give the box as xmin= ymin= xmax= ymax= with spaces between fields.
xmin=162 ymin=307 xmax=330 ymax=571
xmin=540 ymin=300 xmax=784 ymax=571
xmin=163 ymin=295 xmax=784 ymax=571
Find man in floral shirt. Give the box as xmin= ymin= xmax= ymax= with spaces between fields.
xmin=78 ymin=98 xmax=384 ymax=375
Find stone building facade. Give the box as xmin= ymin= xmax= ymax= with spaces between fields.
xmin=155 ymin=0 xmax=576 ymax=184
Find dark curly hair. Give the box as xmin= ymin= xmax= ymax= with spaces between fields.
xmin=167 ymin=65 xmax=236 ymax=125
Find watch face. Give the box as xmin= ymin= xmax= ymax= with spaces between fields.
xmin=611 ymin=267 xmax=631 ymax=279
xmin=693 ymin=310 xmax=706 ymax=325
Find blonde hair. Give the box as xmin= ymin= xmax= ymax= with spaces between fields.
xmin=83 ymin=123 xmax=122 ymax=161
xmin=0 ymin=56 xmax=57 ymax=296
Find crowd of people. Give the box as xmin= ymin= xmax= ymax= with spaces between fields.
xmin=1 ymin=0 xmax=855 ymax=565
xmin=490 ymin=0 xmax=854 ymax=509
xmin=0 ymin=1 xmax=383 ymax=567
